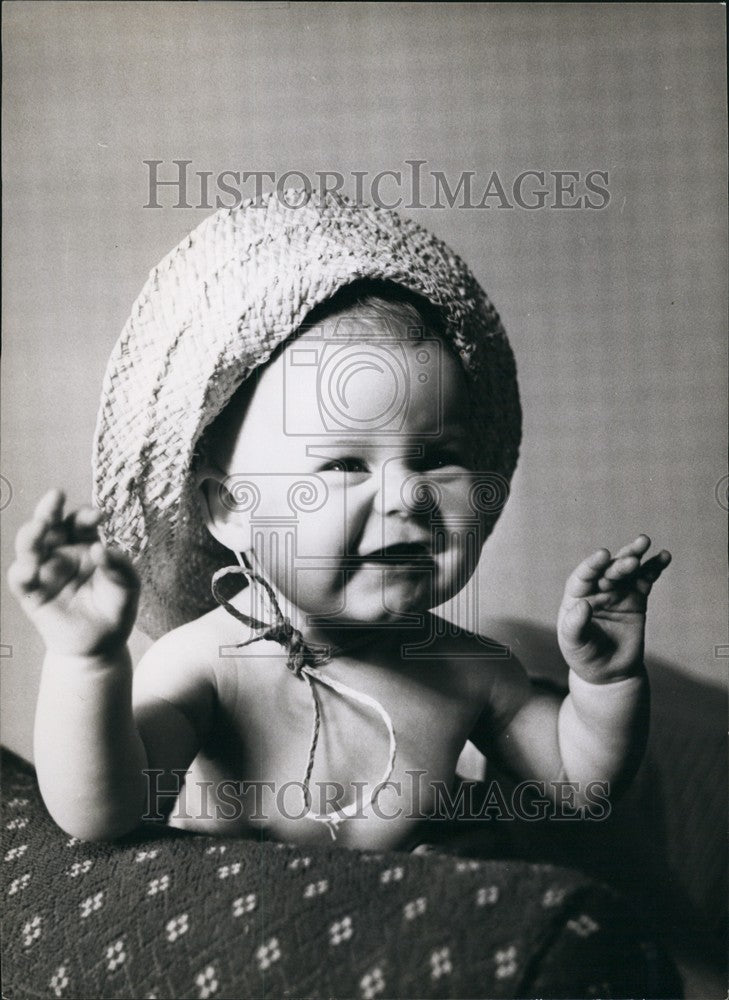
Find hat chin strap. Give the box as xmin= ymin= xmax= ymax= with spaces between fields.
xmin=210 ymin=551 xmax=397 ymax=840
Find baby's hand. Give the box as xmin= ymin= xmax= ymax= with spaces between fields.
xmin=558 ymin=535 xmax=671 ymax=683
xmin=7 ymin=489 xmax=140 ymax=657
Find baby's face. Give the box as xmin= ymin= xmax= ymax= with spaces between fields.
xmin=212 ymin=307 xmax=487 ymax=627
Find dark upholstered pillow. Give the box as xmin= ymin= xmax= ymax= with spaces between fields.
xmin=2 ymin=750 xmax=681 ymax=999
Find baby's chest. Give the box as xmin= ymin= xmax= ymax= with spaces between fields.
xmin=218 ymin=674 xmax=466 ymax=781
xmin=183 ymin=661 xmax=480 ymax=844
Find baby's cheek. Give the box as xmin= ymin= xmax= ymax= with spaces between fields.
xmin=287 ymin=566 xmax=347 ymax=616
xmin=287 ymin=491 xmax=351 ymax=559
xmin=432 ymin=519 xmax=484 ymax=601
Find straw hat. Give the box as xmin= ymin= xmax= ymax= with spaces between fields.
xmin=92 ymin=192 xmax=521 ymax=638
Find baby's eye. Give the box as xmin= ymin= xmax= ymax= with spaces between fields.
xmin=418 ymin=451 xmax=467 ymax=471
xmin=319 ymin=457 xmax=370 ymax=474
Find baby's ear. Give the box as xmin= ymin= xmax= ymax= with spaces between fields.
xmin=196 ymin=469 xmax=248 ymax=551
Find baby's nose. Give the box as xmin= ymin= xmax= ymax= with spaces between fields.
xmin=373 ymin=461 xmax=433 ymax=518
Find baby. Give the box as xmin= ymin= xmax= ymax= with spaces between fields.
xmin=8 ymin=194 xmax=670 ymax=851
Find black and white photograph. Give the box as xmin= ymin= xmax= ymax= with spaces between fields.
xmin=1 ymin=3 xmax=726 ymax=998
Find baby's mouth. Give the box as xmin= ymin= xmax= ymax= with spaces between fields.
xmin=358 ymin=542 xmax=433 ymax=565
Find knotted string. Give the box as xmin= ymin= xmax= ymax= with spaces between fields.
xmin=210 ymin=553 xmax=397 ymax=838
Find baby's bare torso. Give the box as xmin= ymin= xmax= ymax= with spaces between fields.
xmin=165 ymin=607 xmax=506 ymax=850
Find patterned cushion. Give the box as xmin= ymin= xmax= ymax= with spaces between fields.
xmin=2 ymin=750 xmax=681 ymax=1000
xmin=500 ymin=622 xmax=728 ymax=964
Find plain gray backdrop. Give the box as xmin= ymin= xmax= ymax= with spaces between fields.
xmin=2 ymin=2 xmax=727 ymax=761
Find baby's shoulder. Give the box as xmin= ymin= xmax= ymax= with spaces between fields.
xmin=425 ymin=614 xmax=530 ymax=704
xmin=134 ymin=605 xmax=241 ymax=692
xmin=425 ymin=614 xmax=508 ymax=658
xmin=425 ymin=613 xmax=515 ymax=668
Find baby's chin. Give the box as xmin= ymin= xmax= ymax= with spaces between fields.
xmin=289 ymin=569 xmax=437 ymax=628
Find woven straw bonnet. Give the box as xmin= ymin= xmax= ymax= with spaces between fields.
xmin=93 ymin=192 xmax=521 ymax=639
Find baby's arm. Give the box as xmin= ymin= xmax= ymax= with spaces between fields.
xmin=472 ymin=536 xmax=671 ymax=803
xmin=8 ymin=490 xmax=212 ymax=840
